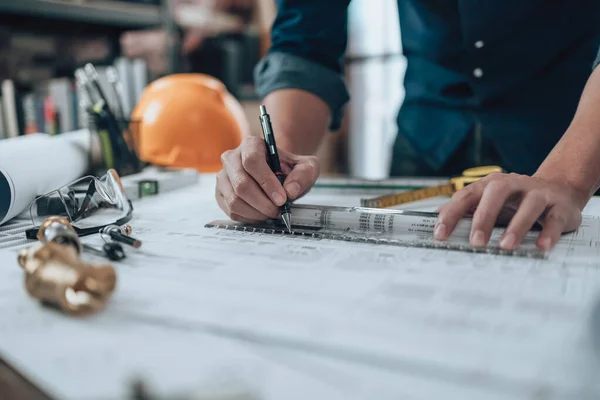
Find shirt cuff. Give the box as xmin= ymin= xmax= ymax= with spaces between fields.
xmin=254 ymin=52 xmax=350 ymax=131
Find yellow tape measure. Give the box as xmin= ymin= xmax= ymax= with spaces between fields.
xmin=360 ymin=166 xmax=503 ymax=208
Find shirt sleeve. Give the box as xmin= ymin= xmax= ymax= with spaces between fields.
xmin=254 ymin=0 xmax=351 ymax=131
xmin=594 ymin=47 xmax=600 ymax=70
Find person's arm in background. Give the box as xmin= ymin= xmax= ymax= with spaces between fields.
xmin=216 ymin=0 xmax=351 ymax=222
xmin=437 ymin=55 xmax=600 ymax=251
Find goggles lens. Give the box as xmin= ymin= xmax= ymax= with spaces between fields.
xmin=29 ymin=169 xmax=132 ymax=234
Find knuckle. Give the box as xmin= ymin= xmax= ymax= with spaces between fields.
xmin=436 ymin=203 xmax=450 ymax=215
xmin=220 ymin=149 xmax=234 ymax=164
xmin=437 ymin=201 xmax=462 ymax=219
xmin=216 ymin=170 xmax=226 ymax=184
xmin=226 ymin=195 xmax=243 ymax=212
xmin=486 ymin=179 xmax=510 ymax=193
xmin=232 ymin=176 xmax=252 ymax=196
xmin=487 ymin=172 xmax=505 ymax=180
xmin=453 ymin=186 xmax=476 ymax=201
xmin=465 ymin=181 xmax=485 ymax=193
xmin=241 ymin=151 xmax=263 ymax=170
xmin=306 ymin=155 xmax=319 ymax=166
xmin=256 ymin=175 xmax=272 ymax=189
xmin=527 ymin=189 xmax=547 ymax=205
xmin=545 ymin=211 xmax=567 ymax=225
xmin=307 ymin=156 xmax=320 ymax=176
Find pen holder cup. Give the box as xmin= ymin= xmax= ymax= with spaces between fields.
xmin=88 ymin=111 xmax=145 ymax=177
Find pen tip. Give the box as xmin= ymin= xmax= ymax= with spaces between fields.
xmin=281 ymin=213 xmax=292 ymax=233
xmin=260 ymin=105 xmax=267 ymax=116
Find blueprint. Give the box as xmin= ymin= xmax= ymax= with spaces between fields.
xmin=0 ymin=130 xmax=92 ymax=225
xmin=1 ymin=175 xmax=600 ymax=399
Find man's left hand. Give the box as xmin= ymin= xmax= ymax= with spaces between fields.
xmin=435 ymin=172 xmax=586 ymax=251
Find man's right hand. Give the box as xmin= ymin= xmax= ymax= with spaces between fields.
xmin=216 ymin=137 xmax=320 ymax=223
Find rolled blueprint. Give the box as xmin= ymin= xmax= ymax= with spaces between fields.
xmin=0 ymin=130 xmax=93 ymax=225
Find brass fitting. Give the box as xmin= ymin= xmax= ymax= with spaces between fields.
xmin=18 ymin=240 xmax=116 ymax=315
xmin=37 ymin=216 xmax=82 ymax=254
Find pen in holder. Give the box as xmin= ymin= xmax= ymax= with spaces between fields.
xmin=88 ymin=110 xmax=144 ymax=177
xmin=76 ymin=65 xmax=145 ymax=177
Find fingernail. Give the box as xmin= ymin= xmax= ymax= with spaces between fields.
xmin=434 ymin=223 xmax=447 ymax=240
xmin=271 ymin=192 xmax=285 ymax=206
xmin=538 ymin=237 xmax=552 ymax=250
xmin=500 ymin=232 xmax=516 ymax=250
xmin=285 ymin=182 xmax=301 ymax=198
xmin=471 ymin=230 xmax=486 ymax=247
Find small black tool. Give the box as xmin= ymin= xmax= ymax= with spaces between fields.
xmin=103 ymin=242 xmax=126 ymax=261
xmin=83 ymin=243 xmax=126 ymax=261
xmin=101 ymin=225 xmax=142 ymax=248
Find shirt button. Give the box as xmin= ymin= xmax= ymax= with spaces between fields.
xmin=474 ymin=40 xmax=485 ymax=49
xmin=473 ymin=68 xmax=483 ymax=78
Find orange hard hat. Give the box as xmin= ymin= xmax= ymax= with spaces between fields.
xmin=130 ymin=73 xmax=250 ymax=172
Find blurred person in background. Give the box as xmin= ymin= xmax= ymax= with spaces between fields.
xmin=120 ymin=0 xmax=255 ymax=76
xmin=438 ymin=49 xmax=600 ymax=252
xmin=215 ymin=2 xmax=600 ymax=251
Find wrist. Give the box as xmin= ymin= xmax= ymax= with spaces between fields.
xmin=533 ymin=168 xmax=591 ymax=210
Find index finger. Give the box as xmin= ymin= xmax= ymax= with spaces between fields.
xmin=435 ymin=184 xmax=483 ymax=240
xmin=240 ymin=137 xmax=287 ymax=206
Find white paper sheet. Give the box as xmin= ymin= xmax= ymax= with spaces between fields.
xmin=0 ymin=130 xmax=92 ymax=225
xmin=0 ymin=250 xmax=375 ymax=400
xmin=2 ymin=176 xmax=600 ymax=399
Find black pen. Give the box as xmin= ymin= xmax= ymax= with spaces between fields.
xmin=259 ymin=105 xmax=292 ymax=232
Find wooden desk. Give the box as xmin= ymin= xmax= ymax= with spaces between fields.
xmin=0 ymin=356 xmax=53 ymax=400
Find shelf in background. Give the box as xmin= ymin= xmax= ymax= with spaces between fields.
xmin=0 ymin=0 xmax=161 ymax=28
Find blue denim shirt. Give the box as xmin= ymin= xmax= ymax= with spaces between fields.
xmin=255 ymin=1 xmax=600 ymax=175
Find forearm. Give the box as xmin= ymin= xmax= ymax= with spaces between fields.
xmin=261 ymin=89 xmax=331 ymax=155
xmin=253 ymin=0 xmax=350 ymax=154
xmin=535 ymin=66 xmax=600 ymax=207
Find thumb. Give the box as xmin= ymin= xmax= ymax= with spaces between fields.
xmin=283 ymin=156 xmax=320 ymax=200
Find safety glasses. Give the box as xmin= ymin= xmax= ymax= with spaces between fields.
xmin=26 ymin=169 xmax=133 ymax=239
